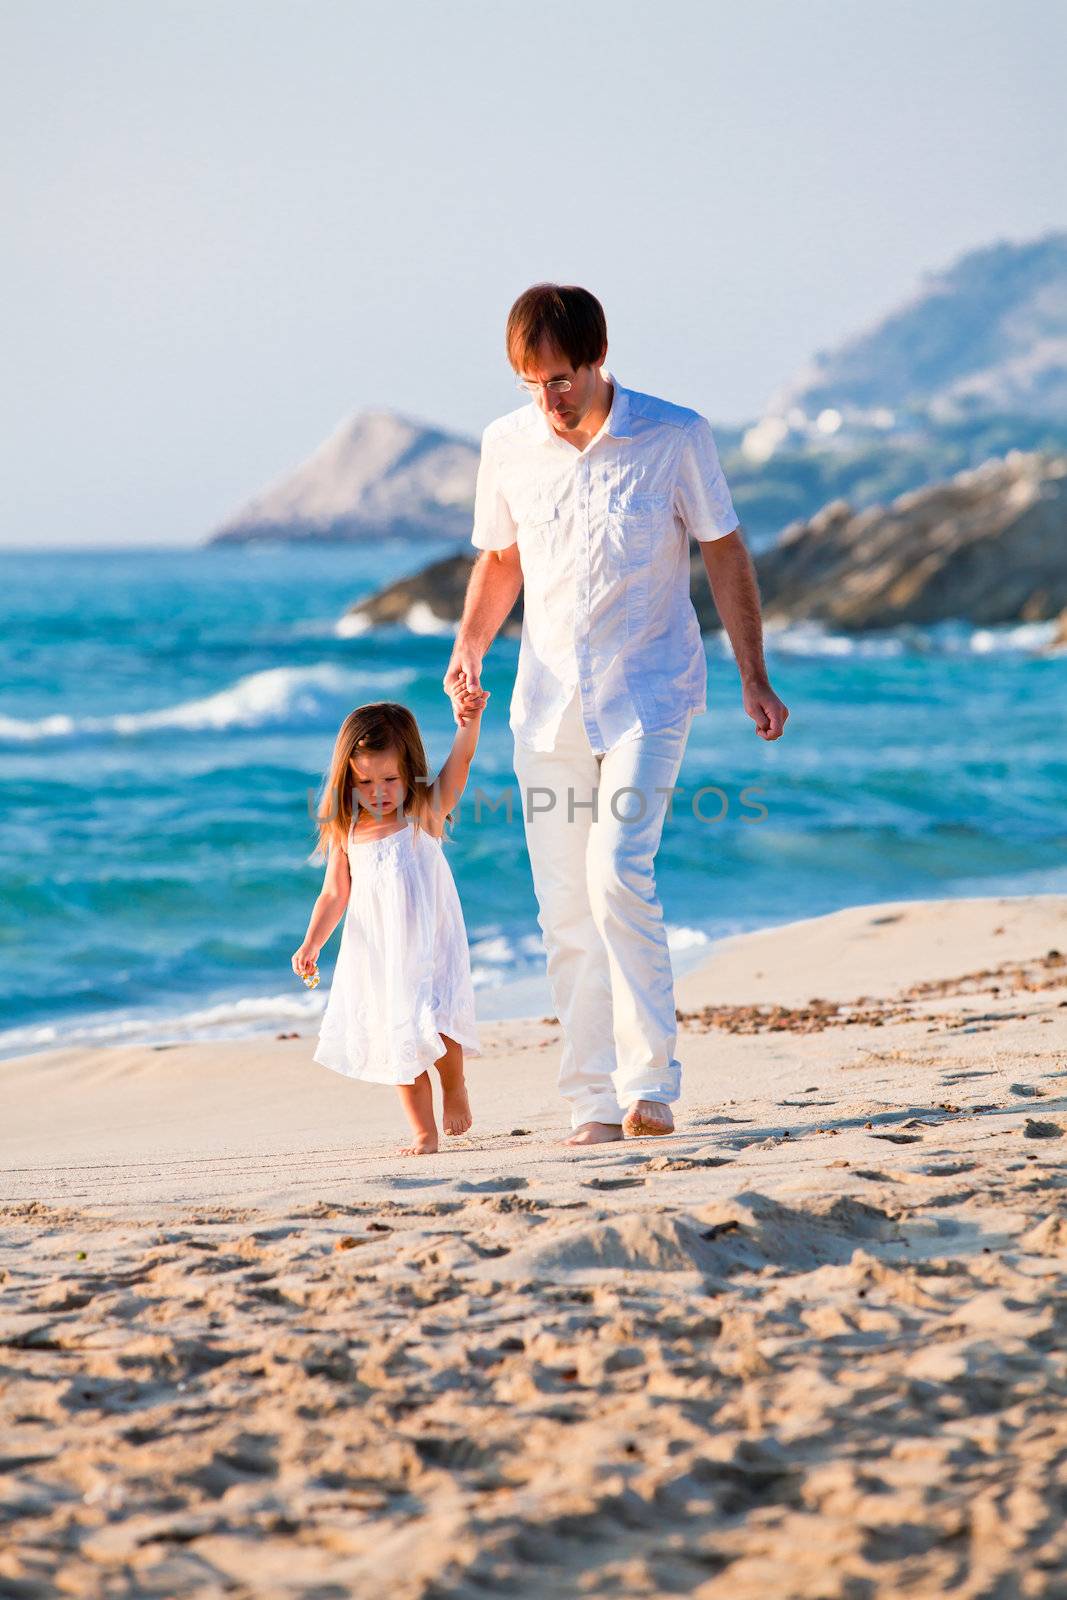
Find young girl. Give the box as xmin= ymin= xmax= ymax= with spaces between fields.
xmin=292 ymin=676 xmax=489 ymax=1156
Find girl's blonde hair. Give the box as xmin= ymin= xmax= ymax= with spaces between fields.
xmin=310 ymin=701 xmax=454 ymax=862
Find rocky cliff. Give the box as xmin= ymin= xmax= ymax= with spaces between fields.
xmin=753 ymin=450 xmax=1067 ymax=631
xmin=343 ymin=451 xmax=1067 ymax=636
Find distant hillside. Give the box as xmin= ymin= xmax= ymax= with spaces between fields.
xmin=724 ymin=412 xmax=1067 ymax=548
xmin=761 ymin=232 xmax=1067 ymax=435
xmin=203 ymin=234 xmax=1067 ymax=549
xmin=205 ymin=411 xmax=479 ymax=545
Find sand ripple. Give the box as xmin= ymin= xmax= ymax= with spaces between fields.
xmin=2 ymin=1162 xmax=1065 ymax=1598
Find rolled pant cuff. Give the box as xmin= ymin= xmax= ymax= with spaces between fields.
xmin=569 ymin=1103 xmax=624 ymax=1130
xmin=617 ymin=1085 xmax=681 ymax=1110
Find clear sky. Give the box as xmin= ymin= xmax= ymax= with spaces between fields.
xmin=2 ymin=0 xmax=1064 ymax=548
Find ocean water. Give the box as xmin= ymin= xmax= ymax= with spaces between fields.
xmin=1 ymin=542 xmax=1064 ymax=1059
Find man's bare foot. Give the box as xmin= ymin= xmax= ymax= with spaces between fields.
xmin=622 ymin=1101 xmax=674 ymax=1137
xmin=442 ymin=1076 xmax=472 ymax=1136
xmin=398 ymin=1131 xmax=439 ymax=1156
xmin=562 ymin=1121 xmax=624 ymax=1146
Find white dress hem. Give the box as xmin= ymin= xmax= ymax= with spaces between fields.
xmin=312 ymin=1018 xmax=481 ymax=1087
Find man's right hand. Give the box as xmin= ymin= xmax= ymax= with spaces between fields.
xmin=444 ymin=645 xmax=484 ymax=723
xmin=444 ymin=670 xmax=489 ymax=727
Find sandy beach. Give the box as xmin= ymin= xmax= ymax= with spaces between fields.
xmin=2 ymin=893 xmax=1065 ymax=1598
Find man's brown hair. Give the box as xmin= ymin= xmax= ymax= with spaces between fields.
xmin=506 ymin=283 xmax=608 ymax=375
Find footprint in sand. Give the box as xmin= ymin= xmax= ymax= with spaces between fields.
xmin=456 ymin=1176 xmax=529 ymax=1193
xmin=386 ymin=1175 xmax=451 ymax=1190
xmin=645 ymin=1154 xmax=732 ymax=1172
xmin=581 ymin=1176 xmax=646 ymax=1190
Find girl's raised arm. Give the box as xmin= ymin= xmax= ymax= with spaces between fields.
xmin=427 ymin=681 xmax=489 ymax=820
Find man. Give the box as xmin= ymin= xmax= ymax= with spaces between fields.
xmin=444 ymin=283 xmax=788 ymax=1146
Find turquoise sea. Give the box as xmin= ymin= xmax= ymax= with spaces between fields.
xmin=1 ymin=541 xmax=1064 ymax=1059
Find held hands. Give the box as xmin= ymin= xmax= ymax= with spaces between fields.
xmin=448 ymin=670 xmax=490 ymax=729
xmin=443 ymin=652 xmax=489 ymax=728
xmin=742 ymin=678 xmax=789 ymax=741
xmin=292 ymin=943 xmax=321 ymax=988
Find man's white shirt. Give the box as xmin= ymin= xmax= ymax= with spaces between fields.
xmin=471 ymin=371 xmax=739 ymax=754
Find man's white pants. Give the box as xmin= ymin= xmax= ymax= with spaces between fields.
xmin=512 ymin=689 xmax=694 ymax=1129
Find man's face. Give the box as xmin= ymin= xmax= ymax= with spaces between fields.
xmin=518 ymin=338 xmax=606 ymax=433
xmin=350 ymin=747 xmax=406 ymax=818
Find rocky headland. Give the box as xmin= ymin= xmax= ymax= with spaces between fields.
xmin=343 ymin=450 xmax=1067 ymax=638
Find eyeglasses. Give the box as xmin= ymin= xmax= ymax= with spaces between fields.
xmin=515 ymin=377 xmax=573 ymax=396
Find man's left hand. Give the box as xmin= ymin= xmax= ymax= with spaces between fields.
xmin=743 ymin=679 xmax=789 ymax=741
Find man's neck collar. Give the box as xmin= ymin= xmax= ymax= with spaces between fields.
xmin=536 ymin=370 xmax=631 ymax=446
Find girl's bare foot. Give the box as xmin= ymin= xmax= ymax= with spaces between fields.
xmin=435 ymin=1034 xmax=473 ymax=1137
xmin=442 ymin=1079 xmax=472 ymax=1136
xmin=397 ymin=1072 xmax=438 ymax=1157
xmin=398 ymin=1131 xmax=439 ymax=1156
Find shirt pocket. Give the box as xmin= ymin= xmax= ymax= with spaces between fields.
xmin=605 ymin=489 xmax=668 ymax=571
xmin=519 ymin=495 xmax=562 ymax=559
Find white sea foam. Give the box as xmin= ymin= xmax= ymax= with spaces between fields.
xmin=0 ymin=664 xmax=418 ymax=744
xmin=467 ymin=924 xmax=708 ymax=991
xmin=759 ymin=618 xmax=1061 ymax=658
xmin=334 ymin=611 xmax=372 ymax=638
xmin=0 ymin=914 xmax=812 ymax=1060
xmin=405 ymin=601 xmax=455 ymax=636
xmin=331 ymin=610 xmax=1060 ymax=655
xmin=761 ymin=621 xmax=906 ymax=658
xmin=469 ymin=965 xmax=503 ymax=990
xmin=469 ymin=934 xmax=515 ymax=965
xmin=0 ymin=988 xmax=327 ymax=1059
xmin=334 ymin=602 xmax=456 ymax=638
xmin=0 ymin=712 xmax=78 ymax=742
xmin=968 ymin=620 xmax=1060 ymax=654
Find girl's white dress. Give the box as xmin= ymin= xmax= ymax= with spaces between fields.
xmin=313 ymin=817 xmax=481 ymax=1085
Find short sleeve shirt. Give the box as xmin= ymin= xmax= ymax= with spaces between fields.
xmin=472 ymin=372 xmax=739 ymax=754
